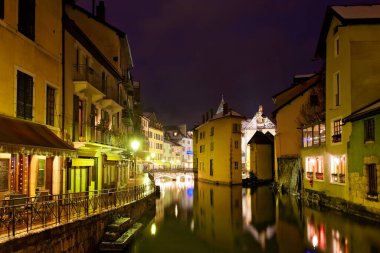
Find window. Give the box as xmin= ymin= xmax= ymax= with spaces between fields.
xmin=332 ymin=119 xmax=342 ymax=143
xmin=330 ymin=155 xmax=346 ymax=183
xmin=17 ymin=70 xmax=34 ymax=120
xmin=234 ymin=161 xmax=238 ymax=170
xmin=37 ymin=159 xmax=45 ymax=187
xmin=200 ymin=145 xmax=205 ymax=153
xmin=0 ymin=0 xmax=4 ymax=19
xmin=78 ymin=100 xmax=84 ymax=137
xmin=310 ymin=94 xmax=319 ymax=106
xmin=364 ymin=118 xmax=375 ymax=142
xmin=334 ymin=72 xmax=340 ymax=106
xmin=18 ymin=0 xmax=35 ymax=40
xmin=302 ymin=123 xmax=326 ymax=148
xmin=234 ymin=140 xmax=239 ymax=149
xmin=210 ymin=142 xmax=214 ymax=151
xmin=210 ymin=189 xmax=213 ymax=207
xmin=367 ymin=164 xmax=377 ymax=196
xmin=334 ymin=37 xmax=339 ymax=57
xmin=210 ymin=159 xmax=213 ymax=176
xmin=101 ymin=71 xmax=106 ymax=93
xmin=210 ymin=127 xmax=214 ymax=136
xmin=305 ymin=157 xmax=323 ymax=180
xmin=46 ymin=86 xmax=55 ymax=126
xmin=232 ymin=123 xmax=241 ymax=133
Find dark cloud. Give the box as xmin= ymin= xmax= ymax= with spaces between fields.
xmin=78 ymin=0 xmax=376 ymax=127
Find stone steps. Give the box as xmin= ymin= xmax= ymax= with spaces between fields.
xmin=99 ymin=222 xmax=143 ymax=252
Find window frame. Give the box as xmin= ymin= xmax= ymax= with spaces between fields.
xmin=46 ymin=85 xmax=56 ymax=126
xmin=364 ymin=118 xmax=375 ymax=142
xmin=16 ymin=70 xmax=34 ymax=120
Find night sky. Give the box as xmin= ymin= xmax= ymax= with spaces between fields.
xmin=77 ymin=0 xmax=376 ymax=127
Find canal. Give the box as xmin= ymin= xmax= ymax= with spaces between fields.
xmin=125 ymin=178 xmax=380 ymax=253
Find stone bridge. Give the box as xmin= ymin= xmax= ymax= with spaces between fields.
xmin=145 ymin=169 xmax=195 ymax=182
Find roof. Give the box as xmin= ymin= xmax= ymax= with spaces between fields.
xmin=272 ymin=72 xmax=322 ymax=118
xmin=343 ymin=99 xmax=380 ymax=123
xmin=316 ymin=5 xmax=380 ymax=58
xmin=0 ymin=115 xmax=76 ymax=156
xmin=248 ymin=131 xmax=274 ymax=145
xmin=65 ymin=2 xmax=126 ymax=37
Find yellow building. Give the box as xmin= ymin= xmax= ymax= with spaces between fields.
xmin=194 ymin=98 xmax=244 ymax=185
xmin=0 ymin=0 xmax=76 ymax=198
xmin=63 ymin=2 xmax=135 ymax=192
xmin=273 ymin=73 xmax=323 ymax=191
xmin=248 ymin=131 xmax=274 ymax=182
xmin=308 ymin=5 xmax=380 ymax=202
xmin=143 ymin=112 xmax=164 ymax=168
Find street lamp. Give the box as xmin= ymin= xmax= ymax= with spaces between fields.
xmin=131 ymin=140 xmax=140 ymax=200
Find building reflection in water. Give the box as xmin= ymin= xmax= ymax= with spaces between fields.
xmin=242 ymin=186 xmax=276 ymax=251
xmin=193 ymin=182 xmax=243 ymax=252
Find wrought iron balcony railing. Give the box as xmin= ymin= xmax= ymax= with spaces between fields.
xmin=0 ymin=183 xmax=155 ymax=239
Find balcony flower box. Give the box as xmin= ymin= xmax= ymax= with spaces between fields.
xmin=306 ymin=172 xmax=313 ymax=179
xmin=332 ymin=134 xmax=341 ymax=143
xmin=316 ymin=172 xmax=324 ymax=180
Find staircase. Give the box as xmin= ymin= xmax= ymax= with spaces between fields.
xmin=99 ymin=216 xmax=143 ymax=251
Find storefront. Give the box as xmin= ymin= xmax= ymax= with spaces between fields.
xmin=0 ymin=115 xmax=76 ymax=199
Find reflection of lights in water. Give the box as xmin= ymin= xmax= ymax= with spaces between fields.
xmin=175 ymin=204 xmax=178 ymax=217
xmin=151 ymin=223 xmax=157 ymax=235
xmin=312 ymin=235 xmax=318 ymax=248
xmin=187 ymin=188 xmax=194 ymax=197
xmin=190 ymin=219 xmax=194 ymax=232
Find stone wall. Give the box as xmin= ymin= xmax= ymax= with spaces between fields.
xmin=0 ymin=194 xmax=156 ymax=253
xmin=278 ymin=157 xmax=301 ymax=193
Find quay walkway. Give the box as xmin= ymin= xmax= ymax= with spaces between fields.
xmin=0 ymin=181 xmax=155 ymax=240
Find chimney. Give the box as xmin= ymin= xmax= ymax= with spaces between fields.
xmin=202 ymin=114 xmax=205 ymax=123
xmin=96 ymin=1 xmax=106 ymax=21
xmin=223 ymin=103 xmax=228 ymax=115
xmin=205 ymin=112 xmax=209 ymax=121
xmin=210 ymin=108 xmax=214 ymax=119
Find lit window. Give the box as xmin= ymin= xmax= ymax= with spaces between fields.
xmin=332 ymin=119 xmax=342 ymax=143
xmin=330 ymin=155 xmax=346 ymax=183
xmin=305 ymin=157 xmax=324 ymax=180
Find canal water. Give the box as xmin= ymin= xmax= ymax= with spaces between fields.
xmin=125 ymin=178 xmax=380 ymax=253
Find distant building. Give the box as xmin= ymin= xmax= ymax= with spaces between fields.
xmin=247 ymin=131 xmax=274 ymax=182
xmin=194 ymin=97 xmax=245 ymax=185
xmin=143 ymin=112 xmax=164 ymax=168
xmin=165 ymin=124 xmax=193 ymax=169
xmin=241 ymin=105 xmax=275 ymax=173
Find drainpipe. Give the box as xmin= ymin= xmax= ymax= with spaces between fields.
xmin=61 ymin=0 xmax=66 ymax=196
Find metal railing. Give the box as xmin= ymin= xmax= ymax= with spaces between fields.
xmin=0 ymin=183 xmax=155 ymax=239
xmin=73 ymin=64 xmax=104 ymax=92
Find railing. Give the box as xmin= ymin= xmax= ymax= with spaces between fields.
xmin=90 ymin=127 xmax=111 ymax=145
xmin=0 ymin=183 xmax=155 ymax=239
xmin=73 ymin=64 xmax=104 ymax=92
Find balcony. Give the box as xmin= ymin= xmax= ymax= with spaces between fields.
xmin=73 ymin=65 xmax=105 ymax=103
xmin=90 ymin=127 xmax=111 ymax=146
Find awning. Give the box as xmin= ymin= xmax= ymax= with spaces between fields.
xmin=0 ymin=115 xmax=76 ymax=156
xmin=72 ymin=158 xmax=94 ymax=167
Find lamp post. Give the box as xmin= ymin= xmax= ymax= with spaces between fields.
xmin=131 ymin=140 xmax=140 ymax=200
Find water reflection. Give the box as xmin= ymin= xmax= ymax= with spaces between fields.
xmin=128 ymin=179 xmax=380 ymax=253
